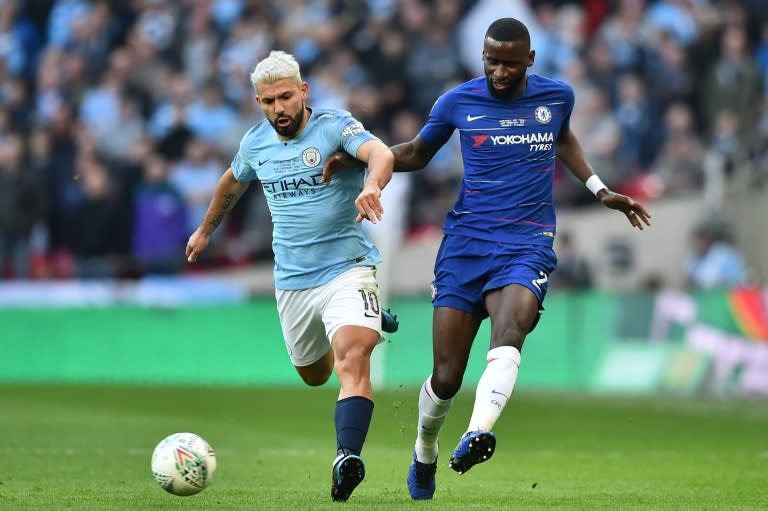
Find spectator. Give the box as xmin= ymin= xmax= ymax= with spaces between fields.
xmin=653 ymin=102 xmax=704 ymax=196
xmin=62 ymin=153 xmax=128 ymax=279
xmin=701 ymin=24 xmax=763 ymax=149
xmin=169 ymin=137 xmax=224 ymax=238
xmin=551 ymin=231 xmax=593 ymax=290
xmin=132 ymin=154 xmax=188 ymax=275
xmin=685 ymin=216 xmax=748 ymax=290
xmin=0 ymin=133 xmax=45 ymax=278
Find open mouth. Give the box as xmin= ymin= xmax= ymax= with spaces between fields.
xmin=276 ymin=117 xmax=292 ymax=128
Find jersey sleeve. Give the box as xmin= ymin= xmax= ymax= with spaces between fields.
xmin=230 ymin=130 xmax=257 ymax=182
xmin=335 ymin=112 xmax=378 ymax=157
xmin=418 ymin=92 xmax=456 ymax=147
xmin=560 ymin=83 xmax=576 ymax=135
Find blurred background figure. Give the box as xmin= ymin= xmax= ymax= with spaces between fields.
xmin=685 ymin=215 xmax=748 ymax=290
xmin=551 ymin=231 xmax=593 ymax=291
xmin=63 ymin=152 xmax=128 ymax=279
xmin=0 ymin=133 xmax=45 ymax=279
xmin=132 ymin=153 xmax=187 ymax=276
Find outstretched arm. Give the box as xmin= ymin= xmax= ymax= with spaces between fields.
xmin=557 ymin=128 xmax=651 ymax=230
xmin=352 ymin=139 xmax=394 ymax=223
xmin=186 ymin=168 xmax=250 ymax=262
xmin=390 ymin=135 xmax=442 ymax=171
xmin=321 ymin=135 xmax=442 ymax=184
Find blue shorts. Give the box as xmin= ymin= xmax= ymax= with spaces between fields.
xmin=431 ymin=234 xmax=557 ymax=319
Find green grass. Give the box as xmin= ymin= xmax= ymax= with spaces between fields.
xmin=1 ymin=385 xmax=767 ymax=510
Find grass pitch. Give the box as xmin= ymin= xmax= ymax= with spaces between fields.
xmin=1 ymin=385 xmax=766 ymax=510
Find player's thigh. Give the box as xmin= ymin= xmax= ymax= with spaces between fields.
xmin=432 ymin=306 xmax=482 ymax=373
xmin=323 ymin=265 xmax=383 ymax=356
xmin=275 ymin=286 xmax=332 ymax=370
xmin=484 ymin=244 xmax=557 ymax=345
xmin=485 ymin=284 xmax=541 ymax=350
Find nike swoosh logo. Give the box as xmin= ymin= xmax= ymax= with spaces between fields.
xmin=258 ymin=159 xmax=269 ymax=166
xmin=491 ymin=389 xmax=509 ymax=398
xmin=466 ymin=114 xmax=486 ymax=122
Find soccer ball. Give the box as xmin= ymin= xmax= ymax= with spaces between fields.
xmin=151 ymin=432 xmax=217 ymax=496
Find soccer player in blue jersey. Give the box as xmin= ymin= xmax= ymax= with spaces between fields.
xmin=324 ymin=18 xmax=652 ymax=500
xmin=185 ymin=51 xmax=398 ymax=502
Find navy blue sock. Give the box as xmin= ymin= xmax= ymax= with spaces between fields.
xmin=334 ymin=396 xmax=374 ymax=456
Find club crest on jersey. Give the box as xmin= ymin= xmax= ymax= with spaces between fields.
xmin=534 ymin=106 xmax=552 ymax=124
xmin=302 ymin=147 xmax=321 ymax=167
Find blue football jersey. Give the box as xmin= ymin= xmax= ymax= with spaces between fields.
xmin=419 ymin=74 xmax=575 ymax=246
xmin=231 ymin=108 xmax=382 ymax=290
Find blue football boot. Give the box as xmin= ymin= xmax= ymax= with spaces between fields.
xmin=406 ymin=452 xmax=437 ymax=500
xmin=448 ymin=431 xmax=496 ymax=474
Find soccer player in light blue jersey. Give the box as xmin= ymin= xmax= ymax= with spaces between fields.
xmin=324 ymin=18 xmax=652 ymax=500
xmin=185 ymin=51 xmax=397 ymax=502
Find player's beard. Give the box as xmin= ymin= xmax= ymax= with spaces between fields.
xmin=271 ymin=104 xmax=306 ymax=138
xmin=486 ymin=73 xmax=526 ymax=100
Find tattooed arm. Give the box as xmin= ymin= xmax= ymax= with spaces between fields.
xmin=186 ymin=168 xmax=250 ymax=263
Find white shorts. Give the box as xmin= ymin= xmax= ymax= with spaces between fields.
xmin=275 ymin=266 xmax=384 ymax=367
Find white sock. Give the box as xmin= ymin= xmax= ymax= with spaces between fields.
xmin=466 ymin=346 xmax=521 ymax=433
xmin=414 ymin=377 xmax=452 ymax=464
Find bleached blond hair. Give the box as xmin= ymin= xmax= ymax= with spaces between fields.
xmin=250 ymin=51 xmax=302 ymax=89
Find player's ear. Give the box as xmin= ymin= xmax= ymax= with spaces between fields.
xmin=528 ymin=50 xmax=535 ymax=67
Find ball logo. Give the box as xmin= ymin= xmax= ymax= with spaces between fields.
xmin=302 ymin=147 xmax=321 ymax=167
xmin=430 ymin=283 xmax=438 ymax=302
xmin=534 ymin=106 xmax=552 ymax=124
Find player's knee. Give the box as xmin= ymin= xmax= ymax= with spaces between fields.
xmin=491 ymin=321 xmax=528 ymax=350
xmin=297 ymin=367 xmax=332 ymax=386
xmin=431 ymin=369 xmax=463 ymax=399
xmin=334 ymin=344 xmax=372 ymax=373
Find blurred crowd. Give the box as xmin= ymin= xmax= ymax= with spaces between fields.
xmin=0 ymin=0 xmax=766 ymax=282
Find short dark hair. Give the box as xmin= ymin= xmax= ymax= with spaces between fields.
xmin=485 ymin=18 xmax=530 ymax=45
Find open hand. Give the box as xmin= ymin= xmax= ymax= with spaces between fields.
xmin=600 ymin=191 xmax=652 ymax=230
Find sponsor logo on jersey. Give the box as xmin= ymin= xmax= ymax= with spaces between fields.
xmin=534 ymin=106 xmax=552 ymax=124
xmin=466 ymin=114 xmax=486 ymax=122
xmin=341 ymin=121 xmax=365 ymax=137
xmin=261 ymin=173 xmax=324 ymax=199
xmin=301 ymin=147 xmax=321 ymax=167
xmin=471 ymin=132 xmax=554 ymax=148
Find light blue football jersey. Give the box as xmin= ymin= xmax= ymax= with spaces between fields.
xmin=231 ymin=108 xmax=382 ymax=290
